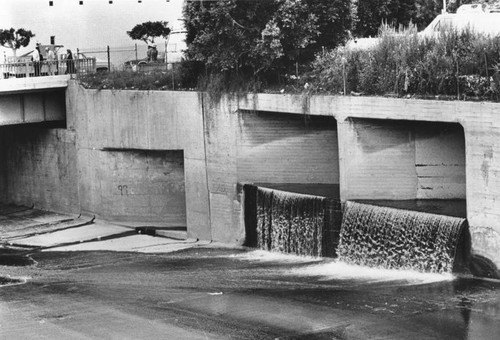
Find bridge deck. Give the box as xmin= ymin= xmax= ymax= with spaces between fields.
xmin=0 ymin=75 xmax=70 ymax=95
xmin=0 ymin=76 xmax=69 ymax=126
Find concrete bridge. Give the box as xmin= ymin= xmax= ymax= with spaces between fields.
xmin=1 ymin=81 xmax=500 ymax=277
xmin=0 ymin=75 xmax=69 ymax=125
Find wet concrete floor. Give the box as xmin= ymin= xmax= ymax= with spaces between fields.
xmin=1 ymin=247 xmax=500 ymax=339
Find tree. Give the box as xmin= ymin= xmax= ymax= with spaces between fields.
xmin=0 ymin=28 xmax=35 ymax=59
xmin=413 ymin=0 xmax=442 ymax=30
xmin=353 ymin=0 xmax=500 ymax=38
xmin=354 ymin=0 xmax=417 ymax=37
xmin=127 ymin=21 xmax=171 ymax=45
xmin=183 ymin=0 xmax=351 ymax=77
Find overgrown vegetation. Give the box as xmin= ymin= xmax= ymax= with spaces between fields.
xmin=306 ymin=24 xmax=500 ymax=100
xmin=78 ymin=67 xmax=187 ymax=91
xmin=77 ymin=0 xmax=500 ymax=103
xmin=183 ymin=0 xmax=351 ymax=95
xmin=353 ymin=0 xmax=500 ymax=37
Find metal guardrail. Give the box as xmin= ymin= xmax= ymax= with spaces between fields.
xmin=0 ymin=58 xmax=97 ymax=80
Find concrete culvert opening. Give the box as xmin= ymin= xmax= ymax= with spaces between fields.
xmin=345 ymin=118 xmax=466 ymax=217
xmin=243 ymin=116 xmax=472 ymax=275
xmin=343 ymin=118 xmax=469 ymax=273
xmin=238 ymin=111 xmax=341 ymax=256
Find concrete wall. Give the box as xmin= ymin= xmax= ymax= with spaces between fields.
xmin=201 ymin=105 xmax=341 ymax=244
xmin=340 ymin=119 xmax=418 ymax=200
xmin=202 ymin=98 xmax=242 ymax=243
xmin=87 ymin=149 xmax=186 ymax=225
xmin=415 ymin=122 xmax=466 ymax=199
xmin=0 ymin=123 xmax=79 ymax=214
xmin=2 ymin=86 xmax=500 ymax=274
xmin=67 ymin=84 xmax=210 ymax=238
xmin=237 ymin=110 xmax=339 ymax=185
xmin=239 ymin=94 xmax=500 ymax=271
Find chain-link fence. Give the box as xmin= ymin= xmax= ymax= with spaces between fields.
xmin=77 ymin=43 xmax=184 ymax=71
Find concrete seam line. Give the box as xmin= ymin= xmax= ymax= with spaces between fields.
xmin=201 ymin=93 xmax=213 ymax=241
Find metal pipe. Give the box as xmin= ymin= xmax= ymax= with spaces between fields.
xmin=107 ymin=45 xmax=111 ymax=71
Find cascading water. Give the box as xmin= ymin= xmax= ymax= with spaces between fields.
xmin=254 ymin=187 xmax=328 ymax=257
xmin=338 ymin=201 xmax=469 ymax=274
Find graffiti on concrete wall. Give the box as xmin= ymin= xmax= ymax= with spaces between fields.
xmin=118 ymin=185 xmax=128 ymax=196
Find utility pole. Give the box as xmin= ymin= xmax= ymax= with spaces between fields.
xmin=442 ymin=0 xmax=447 ymax=14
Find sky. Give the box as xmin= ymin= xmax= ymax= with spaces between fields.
xmin=0 ymin=0 xmax=185 ymax=62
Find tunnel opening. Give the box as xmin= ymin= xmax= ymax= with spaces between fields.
xmin=0 ymin=122 xmax=75 ymax=210
xmin=238 ymin=110 xmax=342 ymax=256
xmin=337 ymin=118 xmax=470 ymax=274
xmin=346 ymin=118 xmax=467 ymax=218
xmin=242 ymin=115 xmax=471 ymax=274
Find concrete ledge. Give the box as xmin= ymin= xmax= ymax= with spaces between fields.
xmin=0 ymin=75 xmax=70 ymax=95
xmin=154 ymin=229 xmax=189 ymax=240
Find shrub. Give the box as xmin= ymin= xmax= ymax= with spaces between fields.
xmin=308 ymin=24 xmax=500 ymax=100
xmin=78 ymin=65 xmax=189 ymax=91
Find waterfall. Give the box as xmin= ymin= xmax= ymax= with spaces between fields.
xmin=338 ymin=201 xmax=469 ymax=274
xmin=251 ymin=186 xmax=329 ymax=257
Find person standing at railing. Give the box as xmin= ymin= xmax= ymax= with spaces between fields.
xmin=32 ymin=44 xmax=41 ymax=77
xmin=65 ymin=49 xmax=75 ymax=74
xmin=147 ymin=45 xmax=153 ymax=62
xmin=151 ymin=44 xmax=158 ymax=62
xmin=46 ymin=47 xmax=56 ymax=76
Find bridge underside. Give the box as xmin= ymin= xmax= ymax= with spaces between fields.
xmin=0 ymin=89 xmax=66 ymax=126
xmin=0 ymin=75 xmax=68 ymax=126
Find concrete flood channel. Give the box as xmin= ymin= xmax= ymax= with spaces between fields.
xmin=0 ymin=201 xmax=499 ymax=339
xmin=2 ymin=88 xmax=500 ymax=338
xmin=1 ymin=246 xmax=500 ymax=339
xmin=0 ymin=201 xmax=499 ymax=338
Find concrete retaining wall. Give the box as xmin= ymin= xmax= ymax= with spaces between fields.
xmin=67 ymin=85 xmax=210 ymax=238
xmin=85 ymin=149 xmax=186 ymax=225
xmin=239 ymin=94 xmax=500 ymax=272
xmin=2 ymin=85 xmax=500 ymax=274
xmin=237 ymin=111 xmax=339 ymax=186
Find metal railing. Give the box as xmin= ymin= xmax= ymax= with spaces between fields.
xmin=0 ymin=58 xmax=97 ymax=80
xmin=77 ymin=44 xmax=184 ymax=72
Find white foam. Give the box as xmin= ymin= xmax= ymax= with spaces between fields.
xmin=231 ymin=250 xmax=454 ymax=285
xmin=230 ymin=250 xmax=322 ymax=264
xmin=287 ymin=260 xmax=455 ymax=285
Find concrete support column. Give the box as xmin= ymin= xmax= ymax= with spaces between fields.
xmin=202 ymin=95 xmax=244 ymax=244
xmin=336 ymin=118 xmax=355 ymax=202
xmin=463 ymin=123 xmax=500 ymax=273
xmin=184 ymin=158 xmax=211 ymax=240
